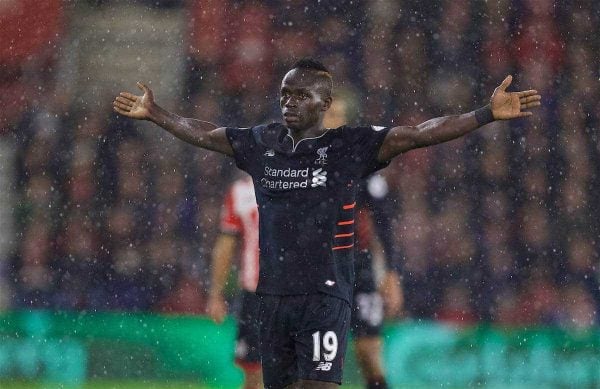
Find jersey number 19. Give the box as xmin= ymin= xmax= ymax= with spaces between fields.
xmin=312 ymin=331 xmax=338 ymax=362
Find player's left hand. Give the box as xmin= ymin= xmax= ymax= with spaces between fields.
xmin=490 ymin=75 xmax=541 ymax=120
xmin=379 ymin=270 xmax=403 ymax=318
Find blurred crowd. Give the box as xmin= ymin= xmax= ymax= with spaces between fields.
xmin=4 ymin=0 xmax=600 ymax=329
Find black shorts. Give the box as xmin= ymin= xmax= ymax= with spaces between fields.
xmin=258 ymin=293 xmax=351 ymax=389
xmin=351 ymin=250 xmax=383 ymax=337
xmin=234 ymin=290 xmax=262 ymax=369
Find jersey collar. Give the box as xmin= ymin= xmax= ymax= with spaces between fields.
xmin=285 ymin=127 xmax=331 ymax=153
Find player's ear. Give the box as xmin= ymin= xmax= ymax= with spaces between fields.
xmin=321 ymin=96 xmax=333 ymax=112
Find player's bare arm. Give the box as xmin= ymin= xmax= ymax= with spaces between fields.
xmin=112 ymin=82 xmax=233 ymax=156
xmin=378 ymin=75 xmax=542 ymax=162
xmin=380 ymin=270 xmax=403 ymax=317
xmin=207 ymin=234 xmax=237 ymax=324
xmin=368 ymin=230 xmax=403 ymax=317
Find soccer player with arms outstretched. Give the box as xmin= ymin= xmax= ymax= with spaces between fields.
xmin=113 ymin=59 xmax=540 ymax=389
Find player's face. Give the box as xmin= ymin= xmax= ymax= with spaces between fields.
xmin=280 ymin=69 xmax=329 ymax=131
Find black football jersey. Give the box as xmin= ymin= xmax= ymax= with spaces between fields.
xmin=226 ymin=123 xmax=390 ymax=303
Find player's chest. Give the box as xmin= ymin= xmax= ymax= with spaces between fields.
xmin=257 ymin=141 xmax=350 ymax=191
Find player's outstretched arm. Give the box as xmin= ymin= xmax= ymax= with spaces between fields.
xmin=113 ymin=82 xmax=233 ymax=156
xmin=378 ymin=75 xmax=541 ymax=162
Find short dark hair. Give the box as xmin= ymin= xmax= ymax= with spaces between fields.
xmin=292 ymin=58 xmax=330 ymax=74
xmin=291 ymin=58 xmax=333 ymax=98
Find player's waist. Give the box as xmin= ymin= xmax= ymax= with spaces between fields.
xmin=255 ymin=286 xmax=352 ymax=306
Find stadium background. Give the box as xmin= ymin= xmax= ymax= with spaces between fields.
xmin=0 ymin=0 xmax=599 ymax=388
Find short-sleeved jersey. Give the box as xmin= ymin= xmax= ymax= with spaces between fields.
xmin=226 ymin=123 xmax=390 ymax=303
xmin=219 ymin=176 xmax=260 ymax=292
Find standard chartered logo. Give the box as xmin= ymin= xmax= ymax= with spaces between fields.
xmin=311 ymin=168 xmax=327 ymax=187
xmin=261 ymin=165 xmax=327 ymax=190
xmin=264 ymin=166 xmax=309 ymax=178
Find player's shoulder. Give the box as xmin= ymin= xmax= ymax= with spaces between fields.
xmin=331 ymin=124 xmax=388 ymax=132
xmin=330 ymin=124 xmax=389 ymax=140
xmin=227 ymin=123 xmax=285 ymax=149
xmin=249 ymin=122 xmax=286 ymax=146
xmin=227 ymin=123 xmax=283 ymax=135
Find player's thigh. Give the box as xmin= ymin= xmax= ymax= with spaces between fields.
xmin=352 ymin=290 xmax=384 ymax=378
xmin=354 ymin=335 xmax=383 ymax=377
xmin=283 ymin=379 xmax=339 ymax=389
xmin=354 ymin=336 xmax=381 ymax=359
xmin=235 ymin=291 xmax=262 ymax=367
xmin=259 ymin=294 xmax=299 ymax=388
xmin=294 ymin=294 xmax=351 ymax=384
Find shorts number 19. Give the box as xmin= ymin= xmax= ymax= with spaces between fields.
xmin=312 ymin=331 xmax=338 ymax=362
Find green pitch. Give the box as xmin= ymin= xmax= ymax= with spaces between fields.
xmin=0 ymin=381 xmax=207 ymax=389
xmin=0 ymin=381 xmax=368 ymax=389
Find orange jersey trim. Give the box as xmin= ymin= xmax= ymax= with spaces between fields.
xmin=343 ymin=202 xmax=356 ymax=210
xmin=332 ymin=243 xmax=354 ymax=250
xmin=337 ymin=220 xmax=354 ymax=226
xmin=334 ymin=232 xmax=354 ymax=238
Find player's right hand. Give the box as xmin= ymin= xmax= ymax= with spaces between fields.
xmin=206 ymin=294 xmax=227 ymax=324
xmin=113 ymin=82 xmax=154 ymax=120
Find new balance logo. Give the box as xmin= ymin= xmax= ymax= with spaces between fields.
xmin=315 ymin=362 xmax=332 ymax=371
xmin=264 ymin=149 xmax=275 ymax=157
xmin=311 ymin=168 xmax=327 ymax=187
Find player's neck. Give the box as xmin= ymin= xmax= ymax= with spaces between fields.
xmin=287 ymin=122 xmax=326 ymax=143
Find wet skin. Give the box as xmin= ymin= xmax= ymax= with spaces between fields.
xmin=279 ymin=69 xmax=332 ymax=142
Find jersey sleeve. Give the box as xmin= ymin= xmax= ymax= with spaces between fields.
xmin=219 ymin=187 xmax=242 ymax=234
xmin=352 ymin=126 xmax=392 ymax=178
xmin=225 ymin=127 xmax=257 ymax=173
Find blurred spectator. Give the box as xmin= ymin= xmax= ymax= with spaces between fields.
xmin=221 ymin=2 xmax=274 ymax=93
xmin=157 ymin=273 xmax=206 ymax=315
xmin=12 ymin=218 xmax=55 ymax=308
xmin=53 ymin=211 xmax=105 ymax=310
xmin=516 ymin=266 xmax=560 ymax=325
xmin=556 ymin=283 xmax=598 ymax=330
xmin=186 ymin=0 xmax=229 ymax=68
xmin=480 ymin=0 xmax=512 ymax=82
xmin=514 ymin=0 xmax=565 ymax=77
xmin=515 ymin=201 xmax=554 ymax=270
xmin=107 ymin=243 xmax=150 ymax=310
xmin=435 ymin=282 xmax=477 ymax=327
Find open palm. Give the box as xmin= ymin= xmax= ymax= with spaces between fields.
xmin=491 ymin=75 xmax=541 ymax=120
xmin=113 ymin=82 xmax=154 ymax=120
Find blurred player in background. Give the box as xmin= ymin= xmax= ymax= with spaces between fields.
xmin=207 ymin=173 xmax=262 ymax=389
xmin=325 ymin=97 xmax=403 ymax=389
